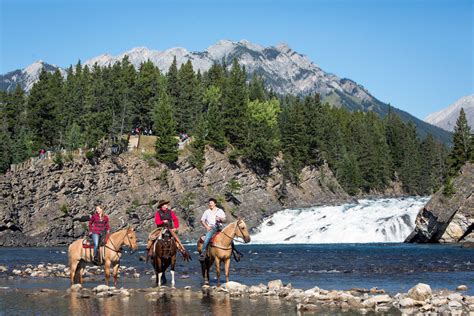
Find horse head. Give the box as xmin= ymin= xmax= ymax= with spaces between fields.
xmin=125 ymin=226 xmax=139 ymax=252
xmin=235 ymin=218 xmax=251 ymax=243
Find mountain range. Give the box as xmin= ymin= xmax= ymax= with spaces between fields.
xmin=0 ymin=39 xmax=452 ymax=144
xmin=425 ymin=95 xmax=474 ymax=132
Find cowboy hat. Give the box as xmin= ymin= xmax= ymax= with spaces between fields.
xmin=158 ymin=199 xmax=170 ymax=208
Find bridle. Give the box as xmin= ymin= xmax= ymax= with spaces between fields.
xmin=220 ymin=219 xmax=247 ymax=244
xmin=105 ymin=229 xmax=136 ymax=256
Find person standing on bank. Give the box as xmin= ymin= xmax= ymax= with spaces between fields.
xmin=88 ymin=205 xmax=110 ymax=264
xmin=199 ymin=198 xmax=226 ymax=261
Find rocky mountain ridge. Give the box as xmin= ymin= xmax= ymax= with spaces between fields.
xmin=425 ymin=95 xmax=474 ymax=132
xmin=0 ymin=39 xmax=452 ymax=144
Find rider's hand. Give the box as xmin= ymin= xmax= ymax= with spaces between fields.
xmin=206 ymin=226 xmax=211 ymax=232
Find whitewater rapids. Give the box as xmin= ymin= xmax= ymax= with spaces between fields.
xmin=251 ymin=197 xmax=430 ymax=244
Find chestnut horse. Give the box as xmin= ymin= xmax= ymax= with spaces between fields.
xmin=197 ymin=219 xmax=251 ymax=286
xmin=68 ymin=227 xmax=138 ymax=286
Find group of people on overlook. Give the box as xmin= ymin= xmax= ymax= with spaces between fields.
xmin=88 ymin=198 xmax=225 ymax=264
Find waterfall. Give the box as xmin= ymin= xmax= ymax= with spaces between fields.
xmin=251 ymin=197 xmax=430 ymax=244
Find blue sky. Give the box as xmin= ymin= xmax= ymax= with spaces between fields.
xmin=1 ymin=0 xmax=472 ymax=119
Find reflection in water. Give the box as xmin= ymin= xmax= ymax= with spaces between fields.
xmin=0 ymin=287 xmax=302 ymax=315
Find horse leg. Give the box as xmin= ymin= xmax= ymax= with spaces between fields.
xmin=200 ymin=261 xmax=209 ymax=284
xmin=157 ymin=257 xmax=162 ymax=287
xmin=77 ymin=261 xmax=86 ymax=285
xmin=104 ymin=260 xmax=111 ymax=286
xmin=215 ymin=257 xmax=221 ymax=286
xmin=70 ymin=259 xmax=79 ymax=285
xmin=224 ymin=258 xmax=231 ymax=283
xmin=113 ymin=263 xmax=120 ymax=287
xmin=171 ymin=255 xmax=176 ymax=288
xmin=161 ymin=259 xmax=169 ymax=285
xmin=153 ymin=257 xmax=159 ymax=287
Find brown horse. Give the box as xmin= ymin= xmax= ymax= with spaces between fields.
xmin=197 ymin=219 xmax=251 ymax=286
xmin=152 ymin=229 xmax=191 ymax=287
xmin=152 ymin=230 xmax=177 ymax=287
xmin=68 ymin=227 xmax=138 ymax=286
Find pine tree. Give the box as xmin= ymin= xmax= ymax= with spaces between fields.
xmin=176 ymin=60 xmax=200 ymax=132
xmin=248 ymin=72 xmax=266 ymax=101
xmin=447 ymin=108 xmax=472 ymax=175
xmin=167 ymin=56 xmax=180 ymax=112
xmin=188 ymin=115 xmax=208 ymax=171
xmin=134 ymin=60 xmax=162 ymax=128
xmin=280 ymin=98 xmax=308 ymax=183
xmin=11 ymin=127 xmax=34 ymax=164
xmin=26 ymin=69 xmax=62 ymax=148
xmin=399 ymin=122 xmax=421 ymax=194
xmin=223 ymin=59 xmax=249 ymax=148
xmin=337 ymin=152 xmax=363 ymax=195
xmin=244 ymin=98 xmax=281 ymax=172
xmin=418 ymin=134 xmax=441 ymax=194
xmin=3 ymin=85 xmax=26 ymax=136
xmin=65 ymin=122 xmax=83 ymax=150
xmin=385 ymin=112 xmax=406 ymax=176
xmin=153 ymin=93 xmax=179 ymax=164
xmin=203 ymin=86 xmax=226 ymax=151
xmin=0 ymin=122 xmax=12 ymax=172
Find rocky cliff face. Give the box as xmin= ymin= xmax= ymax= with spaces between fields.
xmin=405 ymin=163 xmax=473 ymax=243
xmin=0 ymin=147 xmax=351 ymax=246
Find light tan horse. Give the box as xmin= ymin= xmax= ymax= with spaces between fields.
xmin=197 ymin=219 xmax=251 ymax=286
xmin=68 ymin=227 xmax=138 ymax=286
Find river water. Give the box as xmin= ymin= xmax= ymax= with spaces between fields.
xmin=1 ymin=244 xmax=472 ymax=294
xmin=1 ymin=197 xmax=473 ymax=314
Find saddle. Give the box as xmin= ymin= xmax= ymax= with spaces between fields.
xmin=82 ymin=234 xmax=109 ymax=249
xmin=199 ymin=232 xmax=243 ymax=262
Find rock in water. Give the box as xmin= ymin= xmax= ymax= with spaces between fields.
xmin=456 ymin=285 xmax=468 ymax=291
xmin=407 ymin=283 xmax=432 ymax=301
xmin=268 ymin=279 xmax=283 ymax=292
xmin=405 ymin=163 xmax=473 ymax=243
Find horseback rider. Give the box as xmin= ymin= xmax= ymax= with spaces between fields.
xmin=88 ymin=205 xmax=110 ymax=264
xmin=199 ymin=198 xmax=226 ymax=261
xmin=146 ymin=199 xmax=179 ymax=260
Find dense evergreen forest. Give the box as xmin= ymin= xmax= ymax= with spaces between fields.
xmin=1 ymin=56 xmax=472 ymax=196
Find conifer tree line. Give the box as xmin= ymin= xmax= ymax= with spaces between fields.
xmin=1 ymin=56 xmax=471 ymax=196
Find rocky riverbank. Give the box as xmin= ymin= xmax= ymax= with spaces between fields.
xmin=1 ymin=265 xmax=472 ymax=315
xmin=0 ymin=146 xmax=352 ymax=247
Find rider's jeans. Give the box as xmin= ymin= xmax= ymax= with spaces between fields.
xmin=202 ymin=226 xmax=219 ymax=254
xmin=92 ymin=233 xmax=100 ymax=258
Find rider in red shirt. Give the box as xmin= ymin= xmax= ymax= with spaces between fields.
xmin=88 ymin=205 xmax=110 ymax=264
